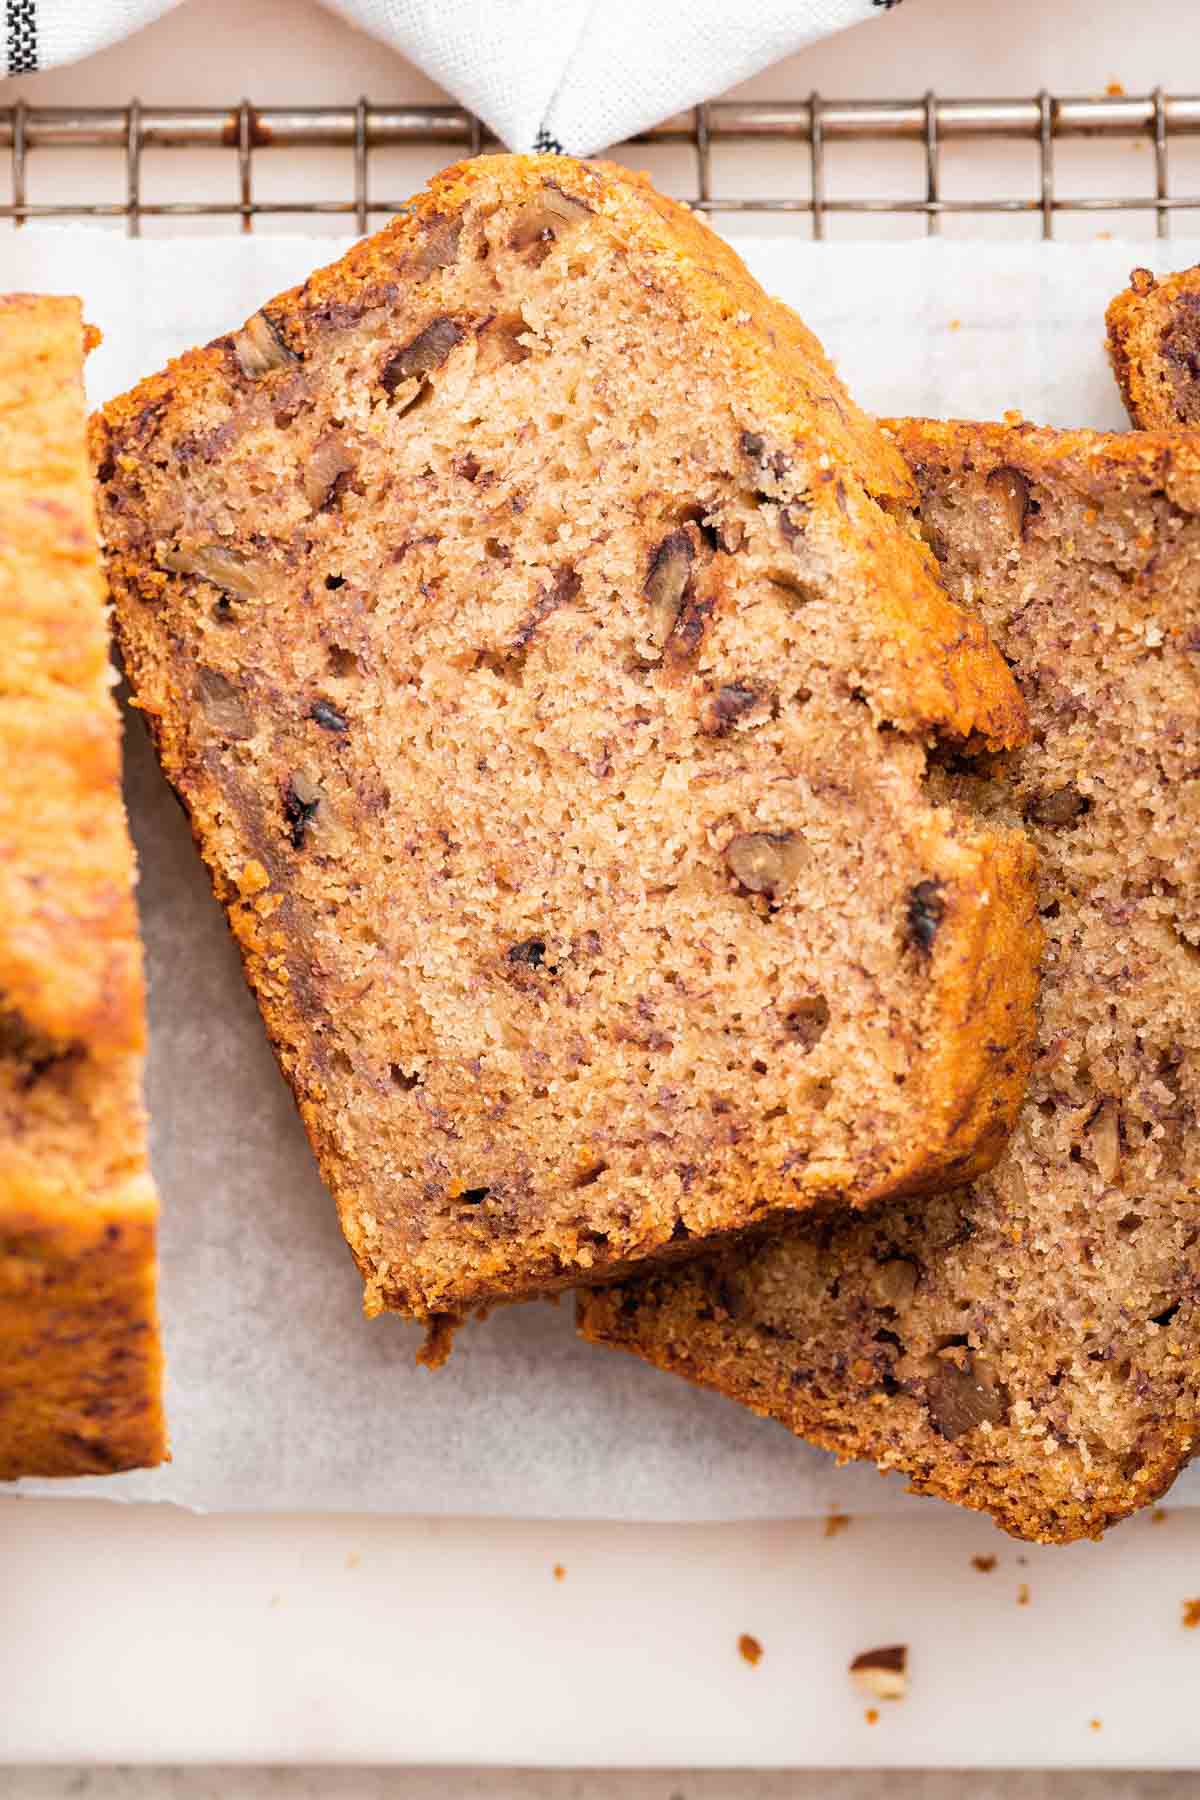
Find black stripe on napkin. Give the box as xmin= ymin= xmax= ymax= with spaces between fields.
xmin=6 ymin=0 xmax=37 ymax=74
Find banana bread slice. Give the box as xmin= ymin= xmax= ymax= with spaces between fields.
xmin=581 ymin=420 xmax=1200 ymax=1543
xmin=1106 ymin=265 xmax=1200 ymax=428
xmin=93 ymin=154 xmax=1036 ymax=1333
xmin=1 ymin=295 xmax=164 ymax=1479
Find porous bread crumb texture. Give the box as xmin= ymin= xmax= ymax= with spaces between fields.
xmin=93 ymin=154 xmax=1036 ymax=1325
xmin=0 ymin=294 xmax=164 ymax=1480
xmin=1106 ymin=265 xmax=1200 ymax=429
xmin=581 ymin=421 xmax=1200 ymax=1545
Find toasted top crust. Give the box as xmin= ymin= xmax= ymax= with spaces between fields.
xmin=1106 ymin=264 xmax=1200 ymax=430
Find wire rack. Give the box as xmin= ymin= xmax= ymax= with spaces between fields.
xmin=1 ymin=90 xmax=1199 ymax=238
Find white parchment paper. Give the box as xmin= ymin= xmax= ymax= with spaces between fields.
xmin=6 ymin=227 xmax=1197 ymax=1517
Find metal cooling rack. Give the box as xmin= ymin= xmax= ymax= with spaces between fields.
xmin=1 ymin=90 xmax=1198 ymax=237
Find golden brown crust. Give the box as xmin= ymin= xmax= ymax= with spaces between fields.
xmin=95 ymin=156 xmax=1036 ymax=1323
xmin=581 ymin=418 xmax=1200 ymax=1544
xmin=100 ymin=155 xmax=1028 ymax=756
xmin=0 ymin=295 xmax=164 ymax=1479
xmin=1105 ymin=264 xmax=1200 ymax=429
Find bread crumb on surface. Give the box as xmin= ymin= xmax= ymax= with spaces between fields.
xmin=344 ymin=1551 xmax=360 ymax=1570
xmin=553 ymin=1563 xmax=566 ymax=1582
xmin=1105 ymin=80 xmax=1125 ymax=96
xmin=865 ymin=1708 xmax=880 ymax=1726
xmin=1152 ymin=1507 xmax=1168 ymax=1525
xmin=1090 ymin=1718 xmax=1103 ymax=1731
xmin=971 ymin=1554 xmax=997 ymax=1573
xmin=1017 ymin=1583 xmax=1031 ymax=1606
xmin=850 ymin=1645 xmax=908 ymax=1701
xmin=738 ymin=1633 xmax=763 ymax=1666
xmin=1182 ymin=1598 xmax=1200 ymax=1628
xmin=824 ymin=1507 xmax=851 ymax=1538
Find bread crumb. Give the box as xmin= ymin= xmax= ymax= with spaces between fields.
xmin=1090 ymin=1718 xmax=1103 ymax=1731
xmin=971 ymin=1554 xmax=997 ymax=1573
xmin=824 ymin=1507 xmax=851 ymax=1538
xmin=1017 ymin=1583 xmax=1031 ymax=1606
xmin=239 ymin=857 xmax=271 ymax=896
xmin=1182 ymin=1598 xmax=1200 ymax=1628
xmin=1106 ymin=81 xmax=1125 ymax=96
xmin=738 ymin=1633 xmax=763 ymax=1666
xmin=948 ymin=319 xmax=961 ymax=332
xmin=850 ymin=1645 xmax=907 ymax=1700
xmin=865 ymin=1708 xmax=880 ymax=1726
xmin=553 ymin=1563 xmax=566 ymax=1582
xmin=344 ymin=1551 xmax=360 ymax=1570
xmin=1152 ymin=1507 xmax=1168 ymax=1524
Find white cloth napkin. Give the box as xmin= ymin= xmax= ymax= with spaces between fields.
xmin=3 ymin=0 xmax=895 ymax=153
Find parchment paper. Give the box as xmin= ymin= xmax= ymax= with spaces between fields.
xmin=7 ymin=227 xmax=1197 ymax=1517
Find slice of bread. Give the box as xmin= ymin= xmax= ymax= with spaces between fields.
xmin=581 ymin=420 xmax=1200 ymax=1544
xmin=0 ymin=295 xmax=164 ymax=1479
xmin=1107 ymin=265 xmax=1200 ymax=428
xmin=92 ymin=155 xmax=1035 ymax=1335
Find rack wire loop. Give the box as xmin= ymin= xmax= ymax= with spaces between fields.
xmin=1 ymin=90 xmax=1196 ymax=236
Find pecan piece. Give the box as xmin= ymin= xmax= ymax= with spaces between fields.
xmin=724 ymin=831 xmax=806 ymax=898
xmin=381 ymin=317 xmax=464 ymax=393
xmin=404 ymin=214 xmax=462 ymax=281
xmin=986 ymin=465 xmax=1031 ymax=536
xmin=926 ymin=1355 xmax=1006 ymax=1441
xmin=509 ymin=183 xmax=593 ymax=254
xmin=303 ymin=433 xmax=357 ymax=512
xmin=232 ymin=310 xmax=298 ymax=379
xmin=644 ymin=530 xmax=694 ymax=648
xmin=196 ymin=668 xmax=252 ymax=740
xmin=161 ymin=543 xmax=257 ymax=600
